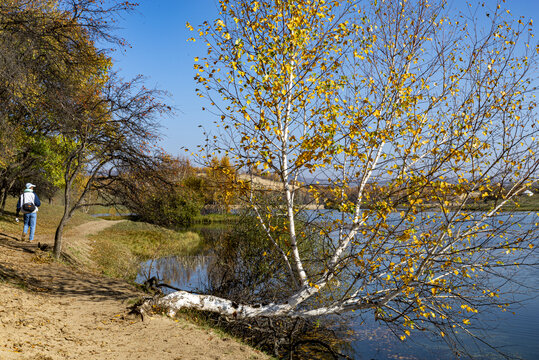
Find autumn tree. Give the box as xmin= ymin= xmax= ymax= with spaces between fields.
xmin=52 ymin=73 xmax=168 ymax=259
xmin=112 ymin=155 xmax=204 ymax=227
xmin=147 ymin=0 xmax=539 ymax=355
xmin=0 ymin=0 xmax=137 ymax=207
xmin=0 ymin=0 xmax=62 ymax=207
xmin=203 ymin=155 xmax=238 ymax=212
xmin=0 ymin=0 xmax=168 ymax=258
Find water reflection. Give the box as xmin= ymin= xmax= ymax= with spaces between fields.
xmin=136 ymin=214 xmax=538 ymax=360
xmin=137 ymin=255 xmax=214 ymax=293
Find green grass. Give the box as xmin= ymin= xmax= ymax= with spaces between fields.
xmin=89 ymin=221 xmax=202 ymax=280
xmin=507 ymin=195 xmax=539 ymax=211
xmin=461 ymin=195 xmax=539 ymax=212
xmin=193 ymin=213 xmax=238 ymax=224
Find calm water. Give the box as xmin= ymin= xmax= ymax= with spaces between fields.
xmin=136 ymin=213 xmax=538 ymax=359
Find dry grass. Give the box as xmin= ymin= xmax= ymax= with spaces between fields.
xmin=89 ymin=221 xmax=201 ymax=281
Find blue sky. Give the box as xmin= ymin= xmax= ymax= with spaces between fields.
xmin=110 ymin=0 xmax=219 ymax=157
xmin=110 ymin=0 xmax=539 ymax=157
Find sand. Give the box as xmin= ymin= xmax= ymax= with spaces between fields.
xmin=0 ymin=220 xmax=268 ymax=360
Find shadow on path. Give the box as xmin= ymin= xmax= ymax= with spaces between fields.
xmin=0 ymin=233 xmax=140 ymax=302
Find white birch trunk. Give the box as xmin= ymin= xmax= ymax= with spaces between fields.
xmin=280 ymin=59 xmax=309 ymax=287
xmin=144 ymin=289 xmax=376 ymax=319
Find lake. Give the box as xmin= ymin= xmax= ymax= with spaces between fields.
xmin=136 ymin=212 xmax=538 ymax=359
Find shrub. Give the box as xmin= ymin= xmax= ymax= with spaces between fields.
xmin=138 ymin=186 xmax=203 ymax=227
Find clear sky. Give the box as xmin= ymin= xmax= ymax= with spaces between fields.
xmin=110 ymin=0 xmax=539 ymax=157
xmin=110 ymin=0 xmax=220 ymax=157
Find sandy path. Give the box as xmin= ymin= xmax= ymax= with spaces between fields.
xmin=0 ymin=220 xmax=267 ymax=360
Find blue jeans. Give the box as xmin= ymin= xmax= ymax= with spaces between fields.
xmin=23 ymin=212 xmax=37 ymax=241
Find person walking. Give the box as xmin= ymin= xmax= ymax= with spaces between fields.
xmin=15 ymin=183 xmax=41 ymax=242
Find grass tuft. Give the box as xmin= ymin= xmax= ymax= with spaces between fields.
xmin=91 ymin=237 xmax=139 ymax=279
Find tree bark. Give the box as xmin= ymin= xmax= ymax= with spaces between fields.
xmin=54 ymin=179 xmax=72 ymax=259
xmin=143 ymin=289 xmax=374 ymax=319
xmin=1 ymin=178 xmax=15 ymax=212
xmin=1 ymin=189 xmax=7 ymax=213
xmin=0 ymin=188 xmax=5 ymax=214
xmin=53 ymin=220 xmax=65 ymax=259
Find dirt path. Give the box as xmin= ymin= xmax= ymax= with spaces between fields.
xmin=0 ymin=220 xmax=268 ymax=360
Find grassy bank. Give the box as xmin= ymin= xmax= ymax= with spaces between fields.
xmin=89 ymin=221 xmax=201 ymax=280
xmin=0 ymin=195 xmax=202 ymax=282
xmin=461 ymin=195 xmax=539 ymax=212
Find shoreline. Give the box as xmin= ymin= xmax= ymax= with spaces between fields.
xmin=0 ymin=217 xmax=269 ymax=360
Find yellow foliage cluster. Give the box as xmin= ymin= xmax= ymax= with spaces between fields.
xmin=188 ymin=0 xmax=538 ymax=345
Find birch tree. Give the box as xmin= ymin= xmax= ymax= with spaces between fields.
xmin=150 ymin=0 xmax=538 ymax=353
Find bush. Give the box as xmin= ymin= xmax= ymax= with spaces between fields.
xmin=135 ymin=186 xmax=203 ymax=228
xmin=112 ymin=157 xmax=205 ymax=228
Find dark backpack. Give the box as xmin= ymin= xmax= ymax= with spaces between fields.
xmin=22 ymin=202 xmax=36 ymax=213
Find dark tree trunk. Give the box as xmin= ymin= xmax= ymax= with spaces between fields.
xmin=0 ymin=189 xmax=5 ymax=214
xmin=1 ymin=189 xmax=7 ymax=212
xmin=53 ymin=220 xmax=65 ymax=259
xmin=54 ymin=185 xmax=71 ymax=259
xmin=0 ymin=178 xmax=15 ymax=213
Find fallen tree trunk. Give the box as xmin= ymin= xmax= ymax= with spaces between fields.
xmin=141 ymin=288 xmax=375 ymax=319
xmin=143 ymin=290 xmax=295 ymax=318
